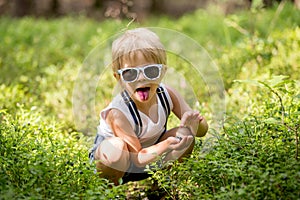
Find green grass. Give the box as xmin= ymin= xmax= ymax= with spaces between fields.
xmin=0 ymin=2 xmax=300 ymax=199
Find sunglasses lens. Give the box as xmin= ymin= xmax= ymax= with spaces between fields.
xmin=122 ymin=69 xmax=138 ymax=82
xmin=144 ymin=66 xmax=160 ymax=79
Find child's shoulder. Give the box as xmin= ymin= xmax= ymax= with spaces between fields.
xmin=100 ymin=93 xmax=127 ymax=119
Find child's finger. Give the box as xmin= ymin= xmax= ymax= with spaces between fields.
xmin=175 ymin=137 xmax=188 ymax=149
xmin=168 ymin=136 xmax=181 ymax=145
xmin=198 ymin=115 xmax=204 ymax=121
xmin=181 ymin=112 xmax=194 ymax=126
xmin=180 ymin=110 xmax=203 ymax=127
xmin=176 ymin=136 xmax=183 ymax=141
xmin=179 ymin=136 xmax=193 ymax=149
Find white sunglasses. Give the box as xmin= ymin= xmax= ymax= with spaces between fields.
xmin=117 ymin=64 xmax=163 ymax=83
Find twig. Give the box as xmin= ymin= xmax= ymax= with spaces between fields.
xmin=258 ymin=81 xmax=285 ymax=124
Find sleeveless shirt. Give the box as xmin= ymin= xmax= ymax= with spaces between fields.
xmin=96 ymin=84 xmax=173 ymax=148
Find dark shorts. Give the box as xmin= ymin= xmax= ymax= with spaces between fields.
xmin=88 ymin=134 xmax=154 ymax=184
xmin=88 ymin=135 xmax=105 ymax=163
xmin=122 ymin=171 xmax=152 ymax=184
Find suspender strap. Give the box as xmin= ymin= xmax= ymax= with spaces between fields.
xmin=121 ymin=86 xmax=170 ymax=138
xmin=121 ymin=90 xmax=143 ymax=137
xmin=156 ymin=86 xmax=170 ymax=116
xmin=156 ymin=86 xmax=170 ymax=133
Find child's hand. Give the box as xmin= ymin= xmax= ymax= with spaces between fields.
xmin=167 ymin=135 xmax=194 ymax=151
xmin=179 ymin=110 xmax=203 ymax=129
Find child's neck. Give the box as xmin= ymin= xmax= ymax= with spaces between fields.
xmin=135 ymin=95 xmax=158 ymax=121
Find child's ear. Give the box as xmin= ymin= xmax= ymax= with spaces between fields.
xmin=113 ymin=72 xmax=120 ymax=80
xmin=161 ymin=65 xmax=168 ymax=76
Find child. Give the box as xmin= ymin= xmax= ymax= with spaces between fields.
xmin=89 ymin=28 xmax=208 ymax=185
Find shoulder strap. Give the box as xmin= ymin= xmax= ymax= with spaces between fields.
xmin=121 ymin=90 xmax=143 ymax=138
xmin=156 ymin=86 xmax=171 ymax=133
xmin=121 ymin=86 xmax=171 ymax=138
xmin=156 ymin=86 xmax=170 ymax=117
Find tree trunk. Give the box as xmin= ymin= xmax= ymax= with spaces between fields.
xmin=13 ymin=0 xmax=32 ymax=17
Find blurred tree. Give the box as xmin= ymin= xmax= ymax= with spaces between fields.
xmin=262 ymin=0 xmax=297 ymax=7
xmin=12 ymin=0 xmax=32 ymax=17
xmin=263 ymin=0 xmax=281 ymax=7
xmin=1 ymin=0 xmax=298 ymax=19
xmin=34 ymin=0 xmax=55 ymax=17
xmin=0 ymin=0 xmax=9 ymax=15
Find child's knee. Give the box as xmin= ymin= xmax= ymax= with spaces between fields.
xmin=96 ymin=137 xmax=130 ymax=166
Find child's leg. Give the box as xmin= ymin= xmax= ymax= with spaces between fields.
xmin=159 ymin=127 xmax=195 ymax=162
xmin=94 ymin=137 xmax=130 ymax=185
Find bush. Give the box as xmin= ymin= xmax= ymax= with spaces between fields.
xmin=146 ymin=76 xmax=300 ymax=199
xmin=0 ymin=105 xmax=112 ymax=199
xmin=0 ymin=2 xmax=299 ymax=199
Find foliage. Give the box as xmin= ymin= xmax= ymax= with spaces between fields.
xmin=0 ymin=2 xmax=299 ymax=199
xmin=143 ymin=75 xmax=300 ymax=199
xmin=0 ymin=95 xmax=132 ymax=199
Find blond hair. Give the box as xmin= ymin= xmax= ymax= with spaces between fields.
xmin=111 ymin=28 xmax=167 ymax=72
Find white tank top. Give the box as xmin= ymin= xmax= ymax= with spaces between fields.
xmin=97 ymin=85 xmax=173 ymax=148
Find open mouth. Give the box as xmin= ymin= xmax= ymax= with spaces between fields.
xmin=136 ymin=87 xmax=150 ymax=101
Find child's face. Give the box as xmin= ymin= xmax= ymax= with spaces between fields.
xmin=117 ymin=51 xmax=166 ymax=103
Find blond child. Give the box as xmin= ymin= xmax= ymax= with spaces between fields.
xmin=89 ymin=28 xmax=208 ymax=185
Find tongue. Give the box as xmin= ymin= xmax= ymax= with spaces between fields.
xmin=137 ymin=88 xmax=150 ymax=101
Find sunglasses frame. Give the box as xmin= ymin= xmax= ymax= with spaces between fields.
xmin=117 ymin=64 xmax=163 ymax=83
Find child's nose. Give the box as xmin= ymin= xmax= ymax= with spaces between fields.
xmin=136 ymin=70 xmax=146 ymax=81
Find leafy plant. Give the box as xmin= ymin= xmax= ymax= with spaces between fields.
xmin=0 ymin=105 xmax=130 ymax=199
xmin=235 ymin=75 xmax=300 ymax=160
xmin=0 ymin=2 xmax=299 ymax=199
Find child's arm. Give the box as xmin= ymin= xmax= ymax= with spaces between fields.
xmin=106 ymin=109 xmax=188 ymax=168
xmin=166 ymin=85 xmax=208 ymax=137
